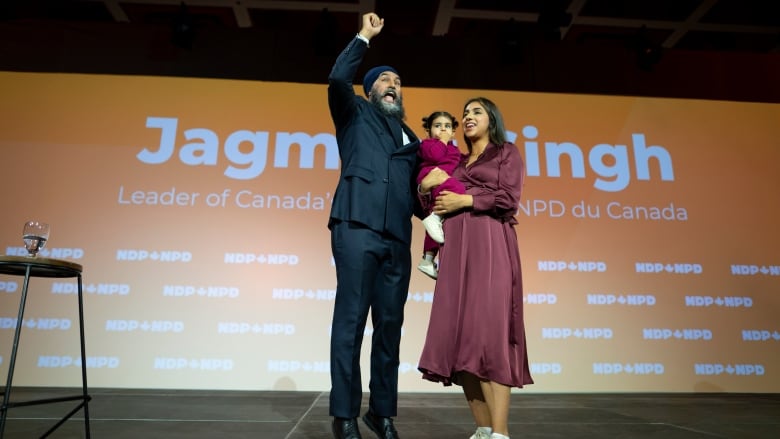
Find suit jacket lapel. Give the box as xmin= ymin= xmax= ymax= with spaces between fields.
xmin=383 ymin=115 xmax=403 ymax=149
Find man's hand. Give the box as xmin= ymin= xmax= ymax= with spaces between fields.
xmin=359 ymin=13 xmax=384 ymax=40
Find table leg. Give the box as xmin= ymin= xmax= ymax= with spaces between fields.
xmin=0 ymin=265 xmax=32 ymax=439
xmin=76 ymin=274 xmax=91 ymax=438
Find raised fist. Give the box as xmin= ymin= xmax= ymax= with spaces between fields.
xmin=359 ymin=13 xmax=384 ymax=40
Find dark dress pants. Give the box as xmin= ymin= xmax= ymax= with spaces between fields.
xmin=329 ymin=220 xmax=411 ymax=418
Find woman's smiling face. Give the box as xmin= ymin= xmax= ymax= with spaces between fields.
xmin=462 ymin=101 xmax=489 ymax=142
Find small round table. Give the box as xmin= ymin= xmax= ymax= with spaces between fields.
xmin=0 ymin=255 xmax=91 ymax=438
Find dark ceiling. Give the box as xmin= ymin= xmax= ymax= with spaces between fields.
xmin=4 ymin=0 xmax=778 ymax=54
xmin=1 ymin=1 xmax=778 ymax=102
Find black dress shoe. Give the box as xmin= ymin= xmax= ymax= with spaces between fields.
xmin=332 ymin=417 xmax=362 ymax=439
xmin=361 ymin=411 xmax=399 ymax=439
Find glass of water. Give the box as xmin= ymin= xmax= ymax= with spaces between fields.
xmin=22 ymin=221 xmax=50 ymax=257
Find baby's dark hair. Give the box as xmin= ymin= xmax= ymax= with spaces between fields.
xmin=421 ymin=111 xmax=459 ymax=131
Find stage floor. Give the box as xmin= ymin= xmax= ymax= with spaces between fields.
xmin=1 ymin=388 xmax=778 ymax=438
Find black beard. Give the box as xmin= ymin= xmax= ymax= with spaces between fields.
xmin=370 ymin=91 xmax=405 ymax=120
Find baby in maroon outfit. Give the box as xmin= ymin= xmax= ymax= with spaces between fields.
xmin=416 ymin=110 xmax=465 ymax=279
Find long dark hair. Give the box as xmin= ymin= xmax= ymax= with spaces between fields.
xmin=421 ymin=110 xmax=459 ymax=133
xmin=462 ymin=97 xmax=506 ymax=151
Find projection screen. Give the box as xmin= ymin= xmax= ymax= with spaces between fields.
xmin=1 ymin=71 xmax=778 ymax=393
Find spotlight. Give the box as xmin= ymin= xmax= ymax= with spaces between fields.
xmin=314 ymin=8 xmax=339 ymax=56
xmin=635 ymin=26 xmax=662 ymax=71
xmin=172 ymin=2 xmax=195 ymax=49
xmin=537 ymin=0 xmax=572 ymax=41
xmin=499 ymin=18 xmax=524 ymax=65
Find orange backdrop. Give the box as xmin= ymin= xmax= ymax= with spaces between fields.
xmin=1 ymin=71 xmax=778 ymax=393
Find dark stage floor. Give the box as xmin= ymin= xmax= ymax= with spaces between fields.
xmin=1 ymin=388 xmax=778 ymax=438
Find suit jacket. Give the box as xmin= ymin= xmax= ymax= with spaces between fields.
xmin=327 ymin=36 xmax=422 ymax=244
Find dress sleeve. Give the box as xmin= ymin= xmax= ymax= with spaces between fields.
xmin=471 ymin=144 xmax=524 ymax=218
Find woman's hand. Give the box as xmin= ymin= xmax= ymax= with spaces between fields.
xmin=433 ymin=190 xmax=473 ymax=215
xmin=420 ymin=167 xmax=449 ymax=193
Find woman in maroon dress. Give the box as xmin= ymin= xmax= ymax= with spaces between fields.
xmin=418 ymin=97 xmax=533 ymax=439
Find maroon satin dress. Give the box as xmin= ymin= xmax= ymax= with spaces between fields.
xmin=418 ymin=142 xmax=534 ymax=388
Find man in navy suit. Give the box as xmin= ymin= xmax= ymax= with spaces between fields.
xmin=327 ymin=12 xmax=421 ymax=439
